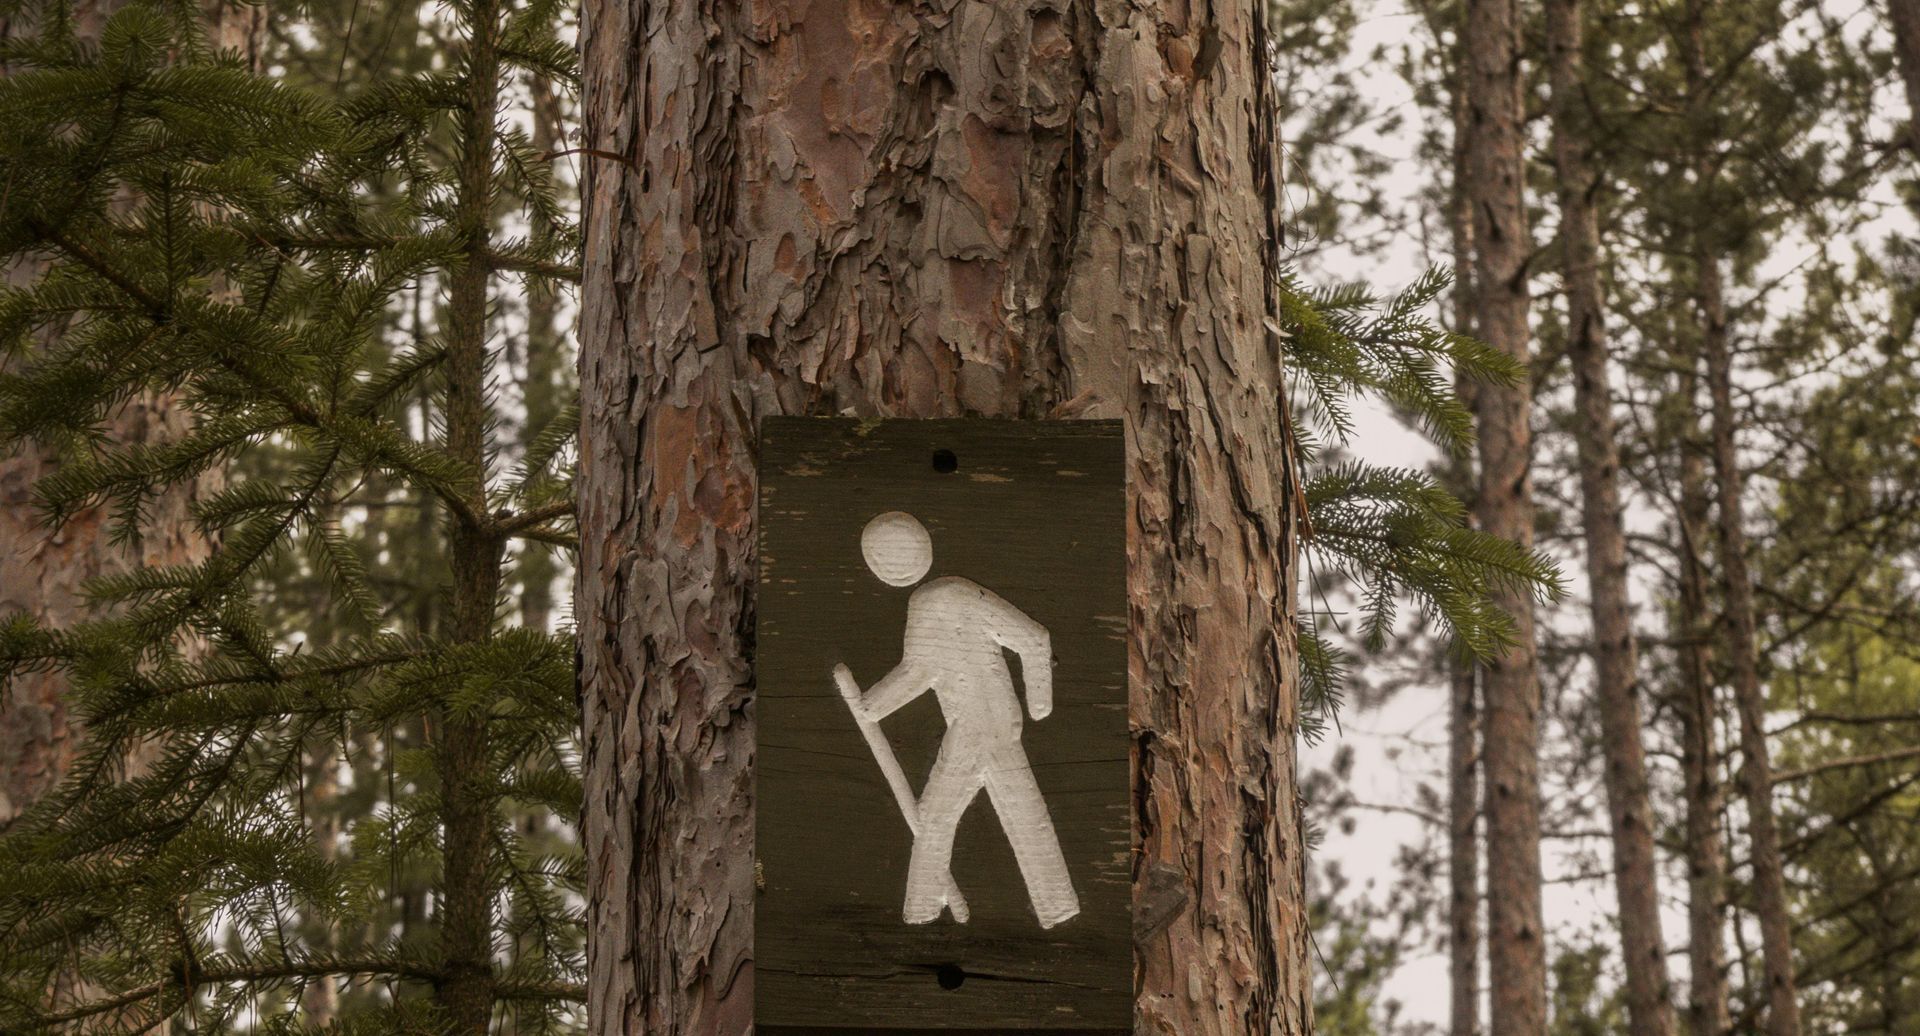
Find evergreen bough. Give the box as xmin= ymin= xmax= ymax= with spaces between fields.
xmin=1280 ymin=265 xmax=1563 ymax=739
xmin=0 ymin=0 xmax=581 ymax=1031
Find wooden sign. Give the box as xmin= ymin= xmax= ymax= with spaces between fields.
xmin=755 ymin=418 xmax=1130 ymax=1033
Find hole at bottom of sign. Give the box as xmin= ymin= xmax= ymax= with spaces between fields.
xmin=931 ymin=449 xmax=959 ymax=474
xmin=935 ymin=963 xmax=966 ymax=990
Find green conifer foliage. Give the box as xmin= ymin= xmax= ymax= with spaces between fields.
xmin=0 ymin=0 xmax=580 ymax=1030
xmin=1279 ymin=264 xmax=1564 ymax=740
xmin=1754 ymin=363 xmax=1920 ymax=1034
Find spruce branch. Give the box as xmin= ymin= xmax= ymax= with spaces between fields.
xmin=491 ymin=497 xmax=574 ymax=537
xmin=32 ymin=957 xmax=449 ymax=1026
xmin=1278 ymin=266 xmax=1564 ymax=722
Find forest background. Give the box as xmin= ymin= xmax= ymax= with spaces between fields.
xmin=0 ymin=0 xmax=1914 ymax=1032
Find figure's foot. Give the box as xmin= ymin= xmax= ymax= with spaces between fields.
xmin=1034 ymin=893 xmax=1080 ymax=930
xmin=904 ymin=884 xmax=970 ymax=924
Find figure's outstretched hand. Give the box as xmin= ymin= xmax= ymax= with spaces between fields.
xmin=1026 ymin=655 xmax=1055 ymax=720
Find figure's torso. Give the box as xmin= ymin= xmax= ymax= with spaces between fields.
xmin=903 ymin=577 xmax=1024 ymax=739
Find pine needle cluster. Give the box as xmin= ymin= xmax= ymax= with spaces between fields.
xmin=0 ymin=0 xmax=581 ymax=1031
xmin=1280 ymin=265 xmax=1563 ymax=738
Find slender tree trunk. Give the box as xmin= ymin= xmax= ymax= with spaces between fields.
xmin=301 ymin=748 xmax=342 ymax=1027
xmin=297 ymin=553 xmax=343 ymax=1027
xmin=1445 ymin=43 xmax=1482 ymax=1036
xmin=1545 ymin=0 xmax=1676 ymax=1031
xmin=504 ymin=71 xmax=568 ymax=1036
xmin=1725 ymin=851 xmax=1757 ymax=1003
xmin=575 ymin=0 xmax=1311 ymax=1032
xmin=1448 ymin=660 xmax=1482 ymax=1036
xmin=1674 ymin=392 xmax=1732 ymax=1036
xmin=1683 ymin=5 xmax=1801 ymax=1030
xmin=515 ymin=70 xmax=568 ymax=638
xmin=1890 ymin=0 xmax=1920 ymax=157
xmin=1464 ymin=0 xmax=1545 ymax=1029
xmin=204 ymin=0 xmax=264 ymax=63
xmin=1696 ymin=250 xmax=1802 ymax=1036
xmin=437 ymin=1 xmax=504 ymax=1030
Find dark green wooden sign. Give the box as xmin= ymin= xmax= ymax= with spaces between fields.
xmin=755 ymin=418 xmax=1130 ymax=1033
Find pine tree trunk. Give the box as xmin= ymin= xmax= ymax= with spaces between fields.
xmin=0 ymin=403 xmax=214 ymax=826
xmin=301 ymin=748 xmax=342 ymax=1027
xmin=0 ymin=0 xmax=256 ymax=830
xmin=1890 ymin=0 xmax=1920 ymax=157
xmin=1545 ymin=0 xmax=1676 ymax=1030
xmin=574 ymin=1 xmax=1311 ymax=1032
xmin=1445 ymin=46 xmax=1481 ymax=1036
xmin=1463 ymin=0 xmax=1545 ymax=1030
xmin=1448 ymin=660 xmax=1481 ymax=1036
xmin=515 ymin=70 xmax=567 ymax=638
xmin=504 ymin=71 xmax=567 ymax=1036
xmin=1683 ymin=4 xmax=1801 ymax=1029
xmin=1674 ymin=403 xmax=1732 ymax=1036
xmin=1696 ymin=250 xmax=1802 ymax=1036
xmin=437 ymin=1 xmax=505 ymax=1030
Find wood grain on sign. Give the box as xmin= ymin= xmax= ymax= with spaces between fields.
xmin=755 ymin=418 xmax=1130 ymax=1033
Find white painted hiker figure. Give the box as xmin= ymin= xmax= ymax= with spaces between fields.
xmin=832 ymin=510 xmax=1081 ymax=929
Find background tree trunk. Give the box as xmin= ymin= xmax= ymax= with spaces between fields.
xmin=575 ymin=0 xmax=1311 ymax=1032
xmin=1544 ymin=0 xmax=1676 ymax=1030
xmin=1681 ymin=4 xmax=1800 ymax=1029
xmin=1697 ymin=250 xmax=1803 ymax=1036
xmin=1445 ymin=39 xmax=1481 ymax=1036
xmin=0 ymin=403 xmax=213 ymax=826
xmin=1674 ymin=396 xmax=1732 ymax=1036
xmin=1448 ymin=659 xmax=1481 ymax=1036
xmin=514 ymin=69 xmax=568 ymax=640
xmin=1463 ymin=0 xmax=1545 ymax=1029
xmin=0 ymin=0 xmax=256 ymax=830
xmin=1890 ymin=0 xmax=1920 ymax=157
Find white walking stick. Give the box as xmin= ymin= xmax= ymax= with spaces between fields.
xmin=833 ymin=665 xmax=969 ymax=922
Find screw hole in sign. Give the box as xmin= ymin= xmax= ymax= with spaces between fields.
xmin=936 ymin=963 xmax=966 ymax=990
xmin=931 ymin=449 xmax=959 ymax=473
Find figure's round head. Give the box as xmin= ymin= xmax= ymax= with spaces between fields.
xmin=861 ymin=511 xmax=932 ymax=587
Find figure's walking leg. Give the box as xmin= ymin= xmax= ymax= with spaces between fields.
xmin=983 ymin=746 xmax=1079 ymax=927
xmin=903 ymin=756 xmax=982 ymax=923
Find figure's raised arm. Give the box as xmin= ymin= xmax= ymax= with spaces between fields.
xmin=835 ymin=661 xmax=930 ymax=722
xmin=981 ymin=591 xmax=1054 ymax=720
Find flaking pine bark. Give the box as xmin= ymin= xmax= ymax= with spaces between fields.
xmin=574 ymin=0 xmax=1313 ymax=1032
xmin=1462 ymin=0 xmax=1547 ymax=1029
xmin=1544 ymin=0 xmax=1678 ymax=1030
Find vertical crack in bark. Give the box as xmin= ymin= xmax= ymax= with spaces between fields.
xmin=1035 ymin=0 xmax=1095 ymax=412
